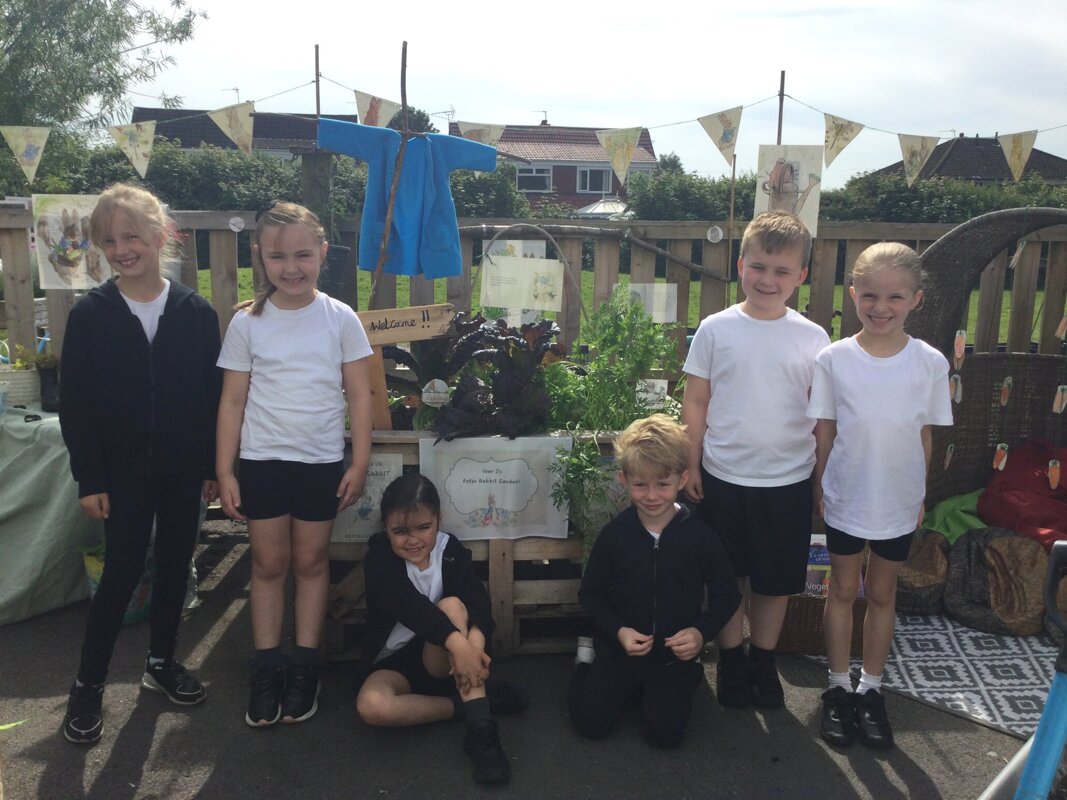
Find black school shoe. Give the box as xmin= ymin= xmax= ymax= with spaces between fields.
xmin=855 ymin=689 xmax=894 ymax=749
xmin=715 ymin=646 xmax=752 ymax=708
xmin=748 ymin=645 xmax=785 ymax=709
xmin=62 ymin=683 xmax=104 ymax=744
xmin=819 ymin=687 xmax=858 ymax=747
xmin=486 ymin=678 xmax=530 ymax=715
xmin=280 ymin=663 xmax=321 ymax=724
xmin=463 ymin=718 xmax=511 ymax=785
xmin=141 ymin=660 xmax=207 ymax=706
xmin=246 ymin=666 xmax=285 ymax=727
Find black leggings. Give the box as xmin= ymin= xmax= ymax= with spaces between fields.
xmin=568 ymin=643 xmax=704 ymax=748
xmin=77 ymin=473 xmax=201 ymax=685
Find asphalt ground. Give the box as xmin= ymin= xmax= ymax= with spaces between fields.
xmin=0 ymin=522 xmax=1025 ymax=800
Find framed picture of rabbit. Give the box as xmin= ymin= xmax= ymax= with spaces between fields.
xmin=32 ymin=194 xmax=109 ymax=290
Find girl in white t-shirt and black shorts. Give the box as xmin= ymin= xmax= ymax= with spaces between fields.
xmin=809 ymin=242 xmax=952 ymax=751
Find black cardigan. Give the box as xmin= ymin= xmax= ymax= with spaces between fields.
xmin=354 ymin=530 xmax=494 ymax=687
xmin=579 ymin=504 xmax=741 ymax=658
xmin=59 ymin=278 xmax=222 ymax=497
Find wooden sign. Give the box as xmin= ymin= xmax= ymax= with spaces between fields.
xmin=357 ymin=303 xmax=455 ymax=346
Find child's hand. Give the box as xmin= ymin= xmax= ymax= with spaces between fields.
xmin=664 ymin=627 xmax=704 ymax=661
xmin=79 ymin=492 xmax=110 ymax=520
xmin=202 ymin=480 xmax=218 ymax=504
xmin=447 ymin=635 xmax=491 ymax=694
xmin=617 ymin=627 xmax=653 ymax=657
xmin=336 ymin=466 xmax=365 ymax=512
xmin=217 ymin=474 xmax=246 ymax=521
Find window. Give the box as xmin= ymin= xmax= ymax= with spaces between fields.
xmin=578 ymin=168 xmax=612 ymax=194
xmin=517 ymin=166 xmax=552 ymax=192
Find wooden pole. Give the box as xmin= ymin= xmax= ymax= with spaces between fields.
xmin=728 ymin=153 xmax=737 ymax=304
xmin=776 ymin=70 xmax=785 ymax=145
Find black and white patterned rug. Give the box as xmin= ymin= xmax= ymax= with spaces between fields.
xmin=824 ymin=613 xmax=1060 ymax=739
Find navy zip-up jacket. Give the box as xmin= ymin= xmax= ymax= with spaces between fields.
xmin=59 ymin=278 xmax=221 ymax=497
xmin=579 ymin=504 xmax=741 ymax=658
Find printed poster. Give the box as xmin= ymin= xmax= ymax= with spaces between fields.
xmin=823 ymin=114 xmax=864 ymax=167
xmin=482 ymin=241 xmax=548 ymax=324
xmin=419 ymin=435 xmax=571 ymax=540
xmin=754 ymin=145 xmax=823 ymax=237
xmin=32 ymin=194 xmax=110 ymax=289
xmin=998 ymin=130 xmax=1038 ymax=183
xmin=109 ymin=121 xmax=156 ymax=178
xmin=697 ymin=106 xmax=742 ymax=167
xmin=355 ymin=91 xmax=402 ymax=128
xmin=595 ymin=127 xmax=642 ymax=186
xmin=617 ymin=282 xmax=678 ymax=323
xmin=208 ymin=102 xmax=254 ymax=156
xmin=1 ymin=126 xmax=50 ymax=184
xmin=331 ymin=454 xmax=404 ymax=543
xmin=481 ymin=255 xmax=564 ymax=313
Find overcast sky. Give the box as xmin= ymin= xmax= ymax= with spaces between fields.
xmin=133 ymin=0 xmax=1067 ymax=189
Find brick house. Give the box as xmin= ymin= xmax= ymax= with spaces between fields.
xmin=450 ymin=121 xmax=657 ymax=209
xmin=872 ymin=133 xmax=1067 ymax=184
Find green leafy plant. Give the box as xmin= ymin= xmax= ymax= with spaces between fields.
xmin=9 ymin=343 xmax=57 ymax=371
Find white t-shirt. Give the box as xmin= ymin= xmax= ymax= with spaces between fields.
xmin=376 ymin=532 xmax=449 ymax=661
xmin=217 ymin=292 xmax=372 ymax=462
xmin=807 ymin=336 xmax=953 ymax=539
xmin=683 ymin=305 xmax=830 ymax=486
xmin=121 ymin=278 xmax=169 ymax=343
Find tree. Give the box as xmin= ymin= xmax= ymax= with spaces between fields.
xmin=0 ymin=0 xmax=204 ymax=130
xmin=657 ymin=152 xmax=684 ymax=173
xmin=386 ymin=107 xmax=438 ymax=134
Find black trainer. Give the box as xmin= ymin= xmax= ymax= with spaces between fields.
xmin=280 ymin=663 xmax=320 ymax=724
xmin=856 ymin=689 xmax=894 ymax=749
xmin=486 ymin=678 xmax=529 ymax=715
xmin=246 ymin=666 xmax=285 ymax=727
xmin=141 ymin=660 xmax=206 ymax=706
xmin=62 ymin=683 xmax=104 ymax=744
xmin=463 ymin=718 xmax=511 ymax=785
xmin=748 ymin=645 xmax=785 ymax=709
xmin=715 ymin=647 xmax=752 ymax=708
xmin=820 ymin=687 xmax=857 ymax=747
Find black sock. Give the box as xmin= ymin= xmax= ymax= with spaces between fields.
xmin=749 ymin=644 xmax=775 ymax=663
xmin=251 ymin=647 xmax=286 ymax=671
xmin=719 ymin=644 xmax=747 ymax=663
xmin=464 ymin=696 xmax=491 ymax=723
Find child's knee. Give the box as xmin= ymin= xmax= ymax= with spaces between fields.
xmin=437 ymin=596 xmax=468 ymax=621
xmin=355 ymin=691 xmax=392 ymax=726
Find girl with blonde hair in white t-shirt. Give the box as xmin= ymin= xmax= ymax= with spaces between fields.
xmin=809 ymin=242 xmax=952 ymax=751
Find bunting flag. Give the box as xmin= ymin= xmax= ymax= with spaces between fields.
xmin=998 ymin=130 xmax=1038 ymax=183
xmin=823 ymin=114 xmax=864 ymax=167
xmin=208 ymin=102 xmax=254 ymax=156
xmin=354 ymin=91 xmax=402 ymax=128
xmin=109 ymin=121 xmax=156 ymax=178
xmin=457 ymin=121 xmax=506 ymax=148
xmin=595 ymin=127 xmax=642 ymax=185
xmin=697 ymin=106 xmax=742 ymax=167
xmin=898 ymin=134 xmax=939 ymax=187
xmin=1 ymin=126 xmax=50 ymax=184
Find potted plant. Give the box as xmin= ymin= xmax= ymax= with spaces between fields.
xmin=0 ymin=344 xmax=47 ymax=407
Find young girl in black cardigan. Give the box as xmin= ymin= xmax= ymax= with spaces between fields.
xmin=355 ymin=473 xmax=526 ymax=785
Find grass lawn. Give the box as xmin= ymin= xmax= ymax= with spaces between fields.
xmin=197 ymin=267 xmax=1039 ymax=345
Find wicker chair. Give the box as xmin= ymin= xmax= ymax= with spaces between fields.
xmin=908 ymin=207 xmax=1067 ymax=505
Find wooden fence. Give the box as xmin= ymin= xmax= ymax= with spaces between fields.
xmin=4 ymin=210 xmax=1067 ymax=359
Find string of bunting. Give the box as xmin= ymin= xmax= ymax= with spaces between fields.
xmin=1 ymin=76 xmax=1065 ymax=189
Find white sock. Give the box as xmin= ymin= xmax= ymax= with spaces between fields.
xmin=828 ymin=670 xmax=853 ymax=692
xmin=856 ymin=668 xmax=882 ymax=695
xmin=575 ymin=636 xmax=595 ymax=665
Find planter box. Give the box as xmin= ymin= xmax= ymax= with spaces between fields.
xmin=0 ymin=367 xmax=40 ymax=405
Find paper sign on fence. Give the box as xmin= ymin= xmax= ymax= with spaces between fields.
xmin=331 ymin=454 xmax=404 ymax=542
xmin=616 ymin=283 xmax=677 ymax=323
xmin=481 ymin=255 xmax=564 ymax=312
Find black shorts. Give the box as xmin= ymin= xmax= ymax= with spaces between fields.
xmin=369 ymin=636 xmax=456 ymax=697
xmin=825 ymin=524 xmax=914 ymax=563
xmin=238 ymin=458 xmax=344 ymax=522
xmin=697 ymin=469 xmax=812 ymax=596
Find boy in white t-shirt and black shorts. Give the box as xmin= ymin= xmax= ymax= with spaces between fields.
xmin=681 ymin=211 xmax=830 ymax=710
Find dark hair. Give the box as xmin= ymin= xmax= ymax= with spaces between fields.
xmin=380 ymin=473 xmax=442 ymax=525
xmin=239 ymin=200 xmax=326 ymax=316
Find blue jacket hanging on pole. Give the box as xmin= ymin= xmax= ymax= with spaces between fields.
xmin=317 ymin=118 xmax=497 ymax=279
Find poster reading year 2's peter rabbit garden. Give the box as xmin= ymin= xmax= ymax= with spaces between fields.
xmin=32 ymin=194 xmax=110 ymax=290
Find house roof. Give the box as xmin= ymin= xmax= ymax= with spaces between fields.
xmin=872 ymin=135 xmax=1067 ymax=183
xmin=131 ymin=107 xmax=360 ymax=151
xmin=448 ymin=122 xmax=656 ymax=164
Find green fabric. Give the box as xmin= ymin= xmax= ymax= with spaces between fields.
xmin=0 ymin=404 xmax=100 ymax=625
xmin=922 ymin=489 xmax=986 ymax=545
